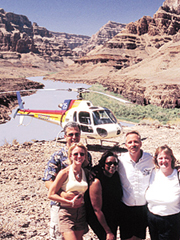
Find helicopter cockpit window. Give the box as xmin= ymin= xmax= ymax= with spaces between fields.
xmin=93 ymin=110 xmax=117 ymax=125
xmin=106 ymin=109 xmax=117 ymax=123
xmin=79 ymin=112 xmax=91 ymax=125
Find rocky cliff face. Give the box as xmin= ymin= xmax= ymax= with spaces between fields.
xmin=73 ymin=21 xmax=126 ymax=56
xmin=75 ymin=0 xmax=180 ymax=66
xmin=49 ymin=0 xmax=180 ymax=109
xmin=0 ymin=8 xmax=83 ymax=68
xmin=126 ymin=5 xmax=180 ymax=36
xmin=77 ymin=4 xmax=180 ymax=69
xmin=163 ymin=0 xmax=180 ymax=14
xmin=51 ymin=31 xmax=90 ymax=50
xmin=0 ymin=8 xmax=35 ymax=53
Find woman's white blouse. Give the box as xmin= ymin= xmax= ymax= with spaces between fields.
xmin=146 ymin=168 xmax=180 ymax=216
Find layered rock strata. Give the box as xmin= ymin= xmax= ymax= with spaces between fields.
xmin=0 ymin=8 xmax=75 ymax=67
xmin=73 ymin=21 xmax=126 ymax=56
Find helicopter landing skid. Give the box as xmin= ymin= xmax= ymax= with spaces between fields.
xmin=85 ymin=138 xmax=127 ymax=153
xmin=86 ymin=143 xmax=127 ymax=153
xmin=85 ymin=138 xmax=119 ymax=147
xmin=54 ymin=136 xmax=127 ymax=153
xmin=100 ymin=139 xmax=119 ymax=146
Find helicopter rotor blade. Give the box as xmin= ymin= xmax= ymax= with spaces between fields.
xmin=37 ymin=88 xmax=72 ymax=92
xmin=0 ymin=87 xmax=88 ymax=94
xmin=0 ymin=86 xmax=128 ymax=103
xmin=0 ymin=89 xmax=70 ymax=94
xmin=89 ymin=90 xmax=131 ymax=104
xmin=0 ymin=89 xmax=38 ymax=94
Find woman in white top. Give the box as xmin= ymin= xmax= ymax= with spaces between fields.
xmin=48 ymin=142 xmax=89 ymax=240
xmin=146 ymin=145 xmax=180 ymax=240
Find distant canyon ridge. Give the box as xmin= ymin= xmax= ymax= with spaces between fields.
xmin=1 ymin=0 xmax=180 ymax=123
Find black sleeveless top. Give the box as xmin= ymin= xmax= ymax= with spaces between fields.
xmin=85 ymin=165 xmax=123 ymax=222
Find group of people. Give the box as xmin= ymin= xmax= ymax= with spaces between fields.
xmin=42 ymin=121 xmax=180 ymax=240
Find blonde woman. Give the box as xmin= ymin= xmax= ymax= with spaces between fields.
xmin=48 ymin=142 xmax=89 ymax=240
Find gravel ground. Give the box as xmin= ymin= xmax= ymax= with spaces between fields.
xmin=1 ymin=123 xmax=180 ymax=239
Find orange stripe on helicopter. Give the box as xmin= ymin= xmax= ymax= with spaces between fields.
xmin=68 ymin=100 xmax=81 ymax=109
xmin=18 ymin=109 xmax=66 ymax=115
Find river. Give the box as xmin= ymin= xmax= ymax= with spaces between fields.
xmin=0 ymin=76 xmax=90 ymax=146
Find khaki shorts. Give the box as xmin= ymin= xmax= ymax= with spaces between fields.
xmin=59 ymin=205 xmax=88 ymax=233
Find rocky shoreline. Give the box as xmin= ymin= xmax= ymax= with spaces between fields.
xmin=0 ymin=78 xmax=44 ymax=124
xmin=1 ymin=123 xmax=180 ymax=239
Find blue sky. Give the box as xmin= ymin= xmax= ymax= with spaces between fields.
xmin=0 ymin=0 xmax=164 ymax=36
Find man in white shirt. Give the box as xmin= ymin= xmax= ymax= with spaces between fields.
xmin=118 ymin=131 xmax=154 ymax=240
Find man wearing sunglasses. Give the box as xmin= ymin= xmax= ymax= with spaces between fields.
xmin=118 ymin=131 xmax=154 ymax=240
xmin=43 ymin=122 xmax=92 ymax=240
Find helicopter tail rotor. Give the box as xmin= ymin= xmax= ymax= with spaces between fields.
xmin=13 ymin=91 xmax=25 ymax=119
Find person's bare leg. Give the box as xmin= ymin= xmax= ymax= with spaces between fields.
xmin=63 ymin=231 xmax=77 ymax=240
xmin=75 ymin=230 xmax=84 ymax=240
xmin=63 ymin=230 xmax=84 ymax=240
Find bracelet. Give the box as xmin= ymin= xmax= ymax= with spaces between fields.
xmin=72 ymin=200 xmax=74 ymax=208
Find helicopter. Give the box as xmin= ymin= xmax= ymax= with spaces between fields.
xmin=11 ymin=87 xmax=130 ymax=143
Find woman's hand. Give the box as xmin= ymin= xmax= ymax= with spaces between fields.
xmin=106 ymin=232 xmax=115 ymax=240
xmin=71 ymin=194 xmax=83 ymax=208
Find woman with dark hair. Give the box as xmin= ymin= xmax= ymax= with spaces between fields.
xmin=145 ymin=145 xmax=180 ymax=240
xmin=85 ymin=151 xmax=123 ymax=240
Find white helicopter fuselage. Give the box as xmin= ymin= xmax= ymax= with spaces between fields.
xmin=61 ymin=100 xmax=122 ymax=139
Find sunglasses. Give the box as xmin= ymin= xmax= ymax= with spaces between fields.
xmin=105 ymin=162 xmax=118 ymax=166
xmin=67 ymin=133 xmax=80 ymax=137
xmin=73 ymin=152 xmax=85 ymax=157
